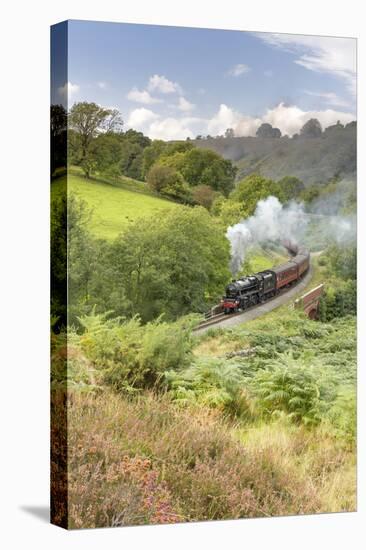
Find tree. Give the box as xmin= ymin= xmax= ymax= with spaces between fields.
xmin=99 ymin=208 xmax=231 ymax=321
xmin=324 ymin=120 xmax=344 ymax=135
xmin=271 ymin=127 xmax=282 ymax=138
xmin=118 ymin=140 xmax=145 ymax=180
xmin=345 ymin=121 xmax=356 ymax=130
xmin=256 ymin=123 xmax=281 ymax=138
xmin=146 ymin=164 xmax=191 ymax=202
xmin=217 ymin=199 xmax=247 ymax=226
xmin=142 ymin=140 xmax=167 ymax=179
xmin=51 ymin=192 xmax=95 ymax=326
xmin=147 ymin=165 xmax=176 ymax=193
xmin=179 ymin=148 xmax=237 ymax=196
xmin=230 ymin=174 xmax=282 ymax=216
xmin=145 ymin=146 xmax=237 ymax=197
xmin=300 ymin=184 xmax=320 ymax=204
xmin=67 ymin=195 xmax=96 ymax=322
xmin=192 ymin=185 xmax=217 ymax=209
xmin=164 ymin=141 xmax=194 ymax=156
xmin=68 ymin=102 xmax=123 ymax=178
xmin=91 ymin=133 xmax=123 ymax=174
xmin=300 ymin=118 xmax=322 ymax=138
xmin=326 ymin=243 xmax=356 ymax=281
xmin=91 ymin=129 xmax=151 ymax=181
xmin=277 ymin=176 xmax=305 ymax=201
xmin=51 ymin=104 xmax=67 ymax=176
xmin=198 ymin=156 xmax=237 ymax=196
xmin=51 ymin=190 xmax=68 ymax=327
xmin=67 ymin=129 xmax=83 ymax=166
xmin=225 ymin=128 xmax=235 ymax=138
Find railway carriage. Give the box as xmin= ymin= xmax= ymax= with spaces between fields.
xmin=291 ymin=252 xmax=310 ymax=277
xmin=272 ymin=261 xmax=298 ymax=290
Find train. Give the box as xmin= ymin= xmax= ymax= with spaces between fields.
xmin=221 ymin=244 xmax=310 ymax=314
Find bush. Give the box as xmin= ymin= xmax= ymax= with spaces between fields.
xmin=75 ymin=312 xmax=196 ymax=391
xmin=319 ymin=280 xmax=356 ymax=321
xmin=192 ymin=184 xmax=218 ymax=209
xmin=146 ymin=164 xmax=191 ymax=202
xmin=166 ymin=357 xmax=255 ymax=419
xmin=250 ymin=356 xmax=338 ymax=426
xmin=324 ymin=243 xmax=356 ymax=281
xmin=326 ymin=387 xmax=356 ymax=447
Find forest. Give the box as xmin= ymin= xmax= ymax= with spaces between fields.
xmin=51 ymin=101 xmax=357 ymax=529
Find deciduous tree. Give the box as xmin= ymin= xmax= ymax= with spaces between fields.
xmin=68 ymin=102 xmax=123 ymax=177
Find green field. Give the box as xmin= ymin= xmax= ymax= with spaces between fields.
xmin=52 ymin=173 xmax=180 ymax=240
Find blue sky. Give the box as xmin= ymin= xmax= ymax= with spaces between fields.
xmin=54 ymin=20 xmax=356 ymax=139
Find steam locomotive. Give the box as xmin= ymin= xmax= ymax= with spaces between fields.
xmin=221 ymin=245 xmax=310 ymax=314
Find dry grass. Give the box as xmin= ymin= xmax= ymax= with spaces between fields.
xmin=236 ymin=420 xmax=356 ymax=514
xmin=66 ymin=390 xmax=355 ymax=528
xmin=193 ymin=335 xmax=247 ymax=357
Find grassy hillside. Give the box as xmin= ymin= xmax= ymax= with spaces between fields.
xmin=52 ymin=173 xmax=180 ymax=240
xmin=194 ymin=125 xmax=356 ymax=185
xmin=245 ymin=245 xmax=288 ymax=273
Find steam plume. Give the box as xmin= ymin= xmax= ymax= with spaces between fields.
xmin=226 ymin=192 xmax=356 ymax=276
xmin=226 ymin=196 xmax=307 ymax=275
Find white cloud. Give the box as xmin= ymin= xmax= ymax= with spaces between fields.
xmin=127 ymin=87 xmax=162 ymax=105
xmin=177 ymin=97 xmax=195 ymax=112
xmin=98 ymin=81 xmax=107 ymax=89
xmin=148 ymin=74 xmax=182 ymax=94
xmin=206 ymin=104 xmax=261 ymax=137
xmin=58 ymin=81 xmax=79 ymax=100
xmin=303 ymin=90 xmax=351 ymax=109
xmin=260 ymin=102 xmax=354 ymax=136
xmin=231 ymin=114 xmax=263 ymax=137
xmin=126 ymin=101 xmax=355 ymax=141
xmin=258 ymin=33 xmax=356 ymax=96
xmin=207 ymin=104 xmax=239 ymax=135
xmin=149 ymin=118 xmax=195 ymax=140
xmin=206 ymin=102 xmax=355 ymax=138
xmin=126 ymin=108 xmax=199 ymax=140
xmin=227 ymin=63 xmax=251 ymax=77
xmin=127 ymin=108 xmax=159 ymax=131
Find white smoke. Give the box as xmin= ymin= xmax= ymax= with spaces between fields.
xmin=226 ymin=196 xmax=308 ymax=275
xmin=306 ymin=178 xmax=356 ymax=248
xmin=322 ymin=214 xmax=356 ymax=247
xmin=226 ymin=193 xmax=356 ymax=275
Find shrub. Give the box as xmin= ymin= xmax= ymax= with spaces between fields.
xmin=192 ymin=184 xmax=218 ymax=209
xmin=166 ymin=357 xmax=255 ymax=419
xmin=146 ymin=164 xmax=191 ymax=202
xmin=326 ymin=387 xmax=356 ymax=447
xmin=319 ymin=280 xmax=356 ymax=321
xmin=250 ymin=353 xmax=338 ymax=426
xmin=76 ymin=311 xmax=196 ymax=391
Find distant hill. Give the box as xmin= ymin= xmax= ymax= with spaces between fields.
xmin=193 ymin=124 xmax=356 ymax=186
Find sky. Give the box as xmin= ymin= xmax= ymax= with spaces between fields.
xmin=53 ymin=20 xmax=357 ymax=139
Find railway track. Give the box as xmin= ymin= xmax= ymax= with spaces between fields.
xmin=194 ymin=267 xmax=313 ymax=333
xmin=195 ymin=302 xmax=266 ymax=332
